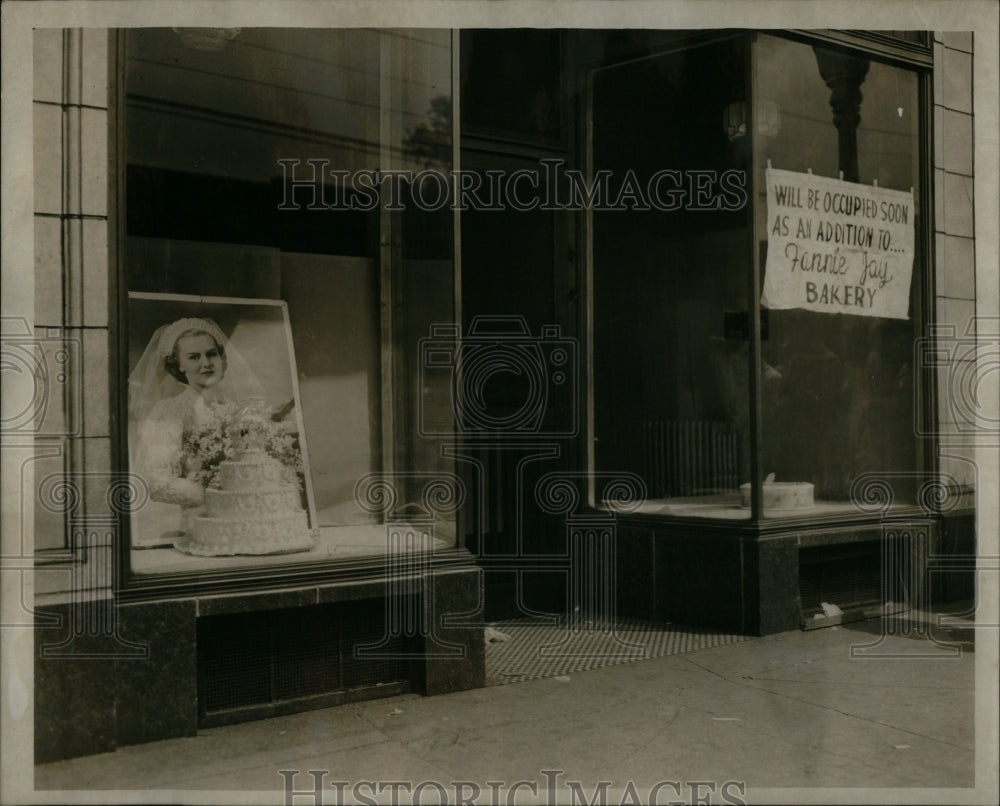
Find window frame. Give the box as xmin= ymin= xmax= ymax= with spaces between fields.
xmin=111 ymin=29 xmax=467 ymax=600
xmin=579 ymin=28 xmax=936 ymax=525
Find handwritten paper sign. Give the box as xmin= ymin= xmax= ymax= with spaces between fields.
xmin=762 ymin=167 xmax=914 ymax=319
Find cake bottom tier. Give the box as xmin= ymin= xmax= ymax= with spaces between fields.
xmin=739 ymin=481 xmax=815 ymax=510
xmin=178 ymin=512 xmax=315 ymax=556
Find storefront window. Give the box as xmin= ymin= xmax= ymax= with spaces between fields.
xmin=755 ymin=34 xmax=922 ymax=516
xmin=123 ymin=29 xmax=457 ymax=575
xmin=590 ymin=36 xmax=752 ymax=518
xmin=589 ymin=32 xmax=924 ymax=520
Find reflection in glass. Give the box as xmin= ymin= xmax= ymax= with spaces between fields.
xmin=125 ymin=29 xmax=457 ymax=573
xmin=591 ymin=37 xmax=752 ymax=519
xmin=756 ymin=34 xmax=921 ymax=515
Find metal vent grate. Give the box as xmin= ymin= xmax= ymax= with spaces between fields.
xmin=198 ymin=611 xmax=271 ymax=713
xmin=342 ymin=599 xmax=409 ymax=690
xmin=197 ymin=600 xmax=411 ymax=721
xmin=271 ymin=606 xmax=342 ymax=701
xmin=799 ymin=540 xmax=893 ymax=617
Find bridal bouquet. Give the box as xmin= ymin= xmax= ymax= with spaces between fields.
xmin=182 ymin=400 xmax=304 ymax=490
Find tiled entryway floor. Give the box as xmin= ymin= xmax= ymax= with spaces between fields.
xmin=485 ymin=616 xmax=749 ymax=684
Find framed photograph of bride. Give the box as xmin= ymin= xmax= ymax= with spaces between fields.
xmin=126 ymin=292 xmax=319 ymax=556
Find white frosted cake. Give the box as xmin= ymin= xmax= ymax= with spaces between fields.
xmin=180 ymin=449 xmax=316 ymax=556
xmin=740 ymin=481 xmax=815 ymax=511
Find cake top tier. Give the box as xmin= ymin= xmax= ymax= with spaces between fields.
xmin=232 ymin=400 xmax=274 ymax=454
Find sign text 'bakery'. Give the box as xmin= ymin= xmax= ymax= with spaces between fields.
xmin=762 ymin=167 xmax=915 ymax=319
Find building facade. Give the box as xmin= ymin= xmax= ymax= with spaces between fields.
xmin=4 ymin=25 xmax=988 ymax=763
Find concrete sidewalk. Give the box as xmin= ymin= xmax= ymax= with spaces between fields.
xmin=34 ymin=616 xmax=978 ymax=803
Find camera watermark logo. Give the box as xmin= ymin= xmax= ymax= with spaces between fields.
xmin=352 ymin=472 xmax=470 ymax=659
xmin=32 ymin=472 xmax=150 ymax=658
xmin=515 ymin=472 xmax=646 ymax=660
xmin=0 ymin=317 xmax=81 ymax=436
xmin=418 ymin=316 xmax=578 ymax=440
xmin=848 ymin=472 xmax=972 ymax=658
xmin=915 ymin=318 xmax=1000 ymax=441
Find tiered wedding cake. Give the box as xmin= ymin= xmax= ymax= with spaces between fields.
xmin=182 ymin=449 xmax=314 ymax=555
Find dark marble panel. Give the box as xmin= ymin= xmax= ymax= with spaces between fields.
xmin=746 ymin=538 xmax=801 ymax=635
xmin=197 ymin=586 xmax=317 ymax=616
xmin=616 ymin=527 xmax=657 ymax=620
xmin=116 ymin=599 xmax=198 ymax=747
xmin=797 ymin=523 xmax=885 ymax=548
xmin=422 ymin=569 xmax=486 ymax=695
xmin=317 ymin=578 xmax=395 ymax=604
xmin=35 ymin=602 xmax=117 ymax=763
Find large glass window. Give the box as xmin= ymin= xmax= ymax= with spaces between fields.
xmin=123 ymin=29 xmax=457 ymax=576
xmin=591 ymin=36 xmax=752 ymax=518
xmin=589 ymin=32 xmax=925 ymax=520
xmin=755 ymin=34 xmax=922 ymax=516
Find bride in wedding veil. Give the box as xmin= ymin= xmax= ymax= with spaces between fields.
xmin=128 ymin=316 xmax=267 ymax=547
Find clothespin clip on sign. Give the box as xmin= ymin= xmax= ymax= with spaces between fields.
xmin=873 ymin=178 xmax=878 ymax=187
xmin=807 ymin=168 xmax=813 ymax=174
xmin=839 ymin=170 xmax=844 ymax=180
xmin=767 ymin=159 xmax=772 ymax=170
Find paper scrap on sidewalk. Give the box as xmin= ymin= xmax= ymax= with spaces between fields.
xmin=485 ymin=626 xmax=511 ymax=643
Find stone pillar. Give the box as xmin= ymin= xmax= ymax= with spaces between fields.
xmin=28 ymin=27 xmax=119 ymax=765
xmin=931 ymin=33 xmax=979 ymax=513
